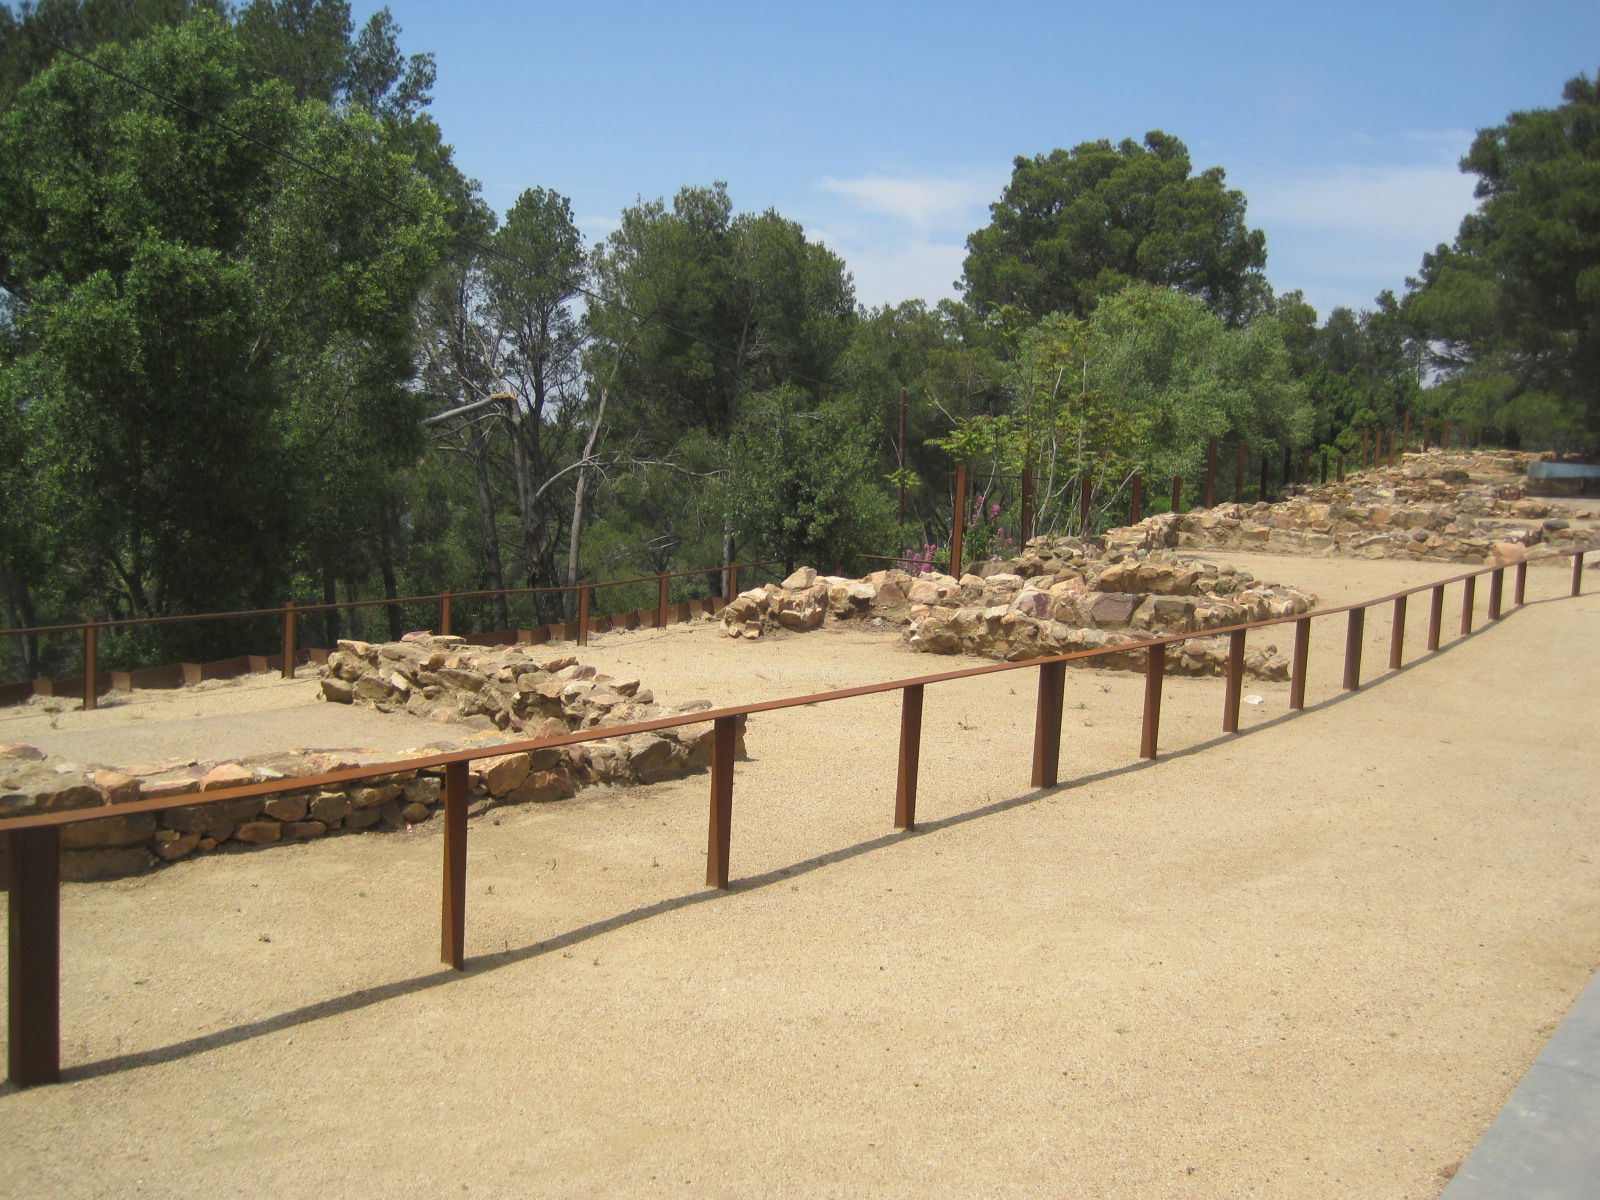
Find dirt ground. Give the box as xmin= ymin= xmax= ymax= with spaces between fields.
xmin=2 ymin=551 xmax=1598 ymax=1199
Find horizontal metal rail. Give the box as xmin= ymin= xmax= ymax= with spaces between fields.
xmin=0 ymin=559 xmax=786 ymax=640
xmin=2 ymin=547 xmax=1590 ymax=1086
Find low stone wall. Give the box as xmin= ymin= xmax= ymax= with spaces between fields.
xmin=0 ymin=641 xmax=744 ymax=883
xmin=1105 ymin=450 xmax=1597 ymax=565
xmin=720 ymin=555 xmax=1314 ymax=679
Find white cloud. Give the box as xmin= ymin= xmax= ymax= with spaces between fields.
xmin=825 ymin=237 xmax=967 ymax=310
xmin=1248 ymin=162 xmax=1478 ymax=247
xmin=816 ymin=172 xmax=1001 ymax=232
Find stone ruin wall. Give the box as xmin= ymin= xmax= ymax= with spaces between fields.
xmin=1 ymin=634 xmax=742 ymax=883
xmin=721 ymin=553 xmax=1315 ymax=681
xmin=1106 ymin=449 xmax=1598 ymax=566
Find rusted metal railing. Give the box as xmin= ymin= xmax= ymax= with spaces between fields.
xmin=0 ymin=559 xmax=783 ymax=707
xmin=2 ymin=548 xmax=1590 ymax=1087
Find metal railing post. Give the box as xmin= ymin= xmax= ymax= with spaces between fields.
xmin=706 ymin=716 xmax=736 ymax=888
xmin=1427 ymin=586 xmax=1444 ymax=651
xmin=81 ymin=617 xmax=97 ymax=712
xmin=7 ymin=826 xmax=61 ymax=1088
xmin=1461 ymin=576 xmax=1476 ymax=635
xmin=1222 ymin=629 xmax=1246 ymax=733
xmin=1488 ymin=568 xmax=1504 ymax=620
xmin=1289 ymin=616 xmax=1311 ymax=710
xmin=1030 ymin=659 xmax=1066 ymax=788
xmin=1573 ymin=552 xmax=1585 ymax=598
xmin=1343 ymin=607 xmax=1365 ymax=691
xmin=1170 ymin=475 xmax=1182 ymax=514
xmin=440 ymin=588 xmax=453 ymax=637
xmin=1389 ymin=596 xmax=1407 ymax=670
xmin=281 ymin=601 xmax=296 ymax=680
xmin=441 ymin=760 xmax=468 ymax=970
xmin=895 ymin=685 xmax=924 ymax=831
xmin=1514 ymin=561 xmax=1527 ymax=606
xmin=1140 ymin=643 xmax=1165 ymax=759
xmin=657 ymin=572 xmax=670 ymax=629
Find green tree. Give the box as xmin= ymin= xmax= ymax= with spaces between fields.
xmin=962 ymin=131 xmax=1268 ymax=326
xmin=720 ymin=387 xmax=896 ymax=573
xmin=583 ymin=184 xmax=857 ymax=578
xmin=1403 ymin=71 xmax=1600 ymax=450
xmin=0 ymin=13 xmax=447 ymax=657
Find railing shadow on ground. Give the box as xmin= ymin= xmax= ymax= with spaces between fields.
xmin=2 ymin=552 xmax=1591 ymax=1091
xmin=35 ymin=584 xmax=1567 ymax=1089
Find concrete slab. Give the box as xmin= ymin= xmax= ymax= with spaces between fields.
xmin=1442 ymin=967 xmax=1600 ymax=1199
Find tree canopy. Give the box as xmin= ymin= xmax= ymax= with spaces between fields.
xmin=961 ymin=131 xmax=1268 ymax=326
xmin=1403 ymin=71 xmax=1600 ymax=450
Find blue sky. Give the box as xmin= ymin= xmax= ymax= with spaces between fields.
xmin=363 ymin=1 xmax=1600 ymax=322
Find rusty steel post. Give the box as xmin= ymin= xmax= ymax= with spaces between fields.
xmin=656 ymin=572 xmax=670 ymax=629
xmin=1573 ymin=551 xmax=1584 ymax=598
xmin=441 ymin=760 xmax=468 ymax=970
xmin=439 ymin=588 xmax=453 ymax=637
xmin=706 ymin=715 xmax=737 ymax=888
xmin=1222 ymin=628 xmax=1246 ymax=733
xmin=895 ymin=684 xmax=924 ymax=831
xmin=1204 ymin=435 xmax=1218 ymax=507
xmin=1234 ymin=439 xmax=1246 ymax=501
xmin=1079 ymin=474 xmax=1092 ymax=536
xmin=81 ymin=617 xmax=97 ymax=712
xmin=950 ymin=464 xmax=969 ymax=579
xmin=1170 ymin=475 xmax=1182 ymax=514
xmin=1129 ymin=474 xmax=1143 ymax=525
xmin=1427 ymin=585 xmax=1444 ymax=651
xmin=1389 ymin=595 xmax=1407 ymax=670
xmin=1030 ymin=659 xmax=1066 ymax=789
xmin=280 ymin=601 xmax=296 ymax=680
xmin=1020 ymin=467 xmax=1035 ymax=543
xmin=7 ymin=826 xmax=61 ymax=1088
xmin=1514 ymin=561 xmax=1527 ymax=606
xmin=1343 ymin=607 xmax=1365 ymax=691
xmin=1140 ymin=643 xmax=1165 ymax=759
xmin=1289 ymin=616 xmax=1311 ymax=710
xmin=1461 ymin=576 xmax=1476 ymax=635
xmin=1488 ymin=568 xmax=1504 ymax=620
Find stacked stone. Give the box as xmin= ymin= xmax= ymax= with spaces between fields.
xmin=1106 ymin=451 xmax=1596 ymax=565
xmin=902 ymin=554 xmax=1310 ymax=676
xmin=721 ymin=557 xmax=1312 ymax=679
xmin=0 ymin=641 xmax=741 ymax=882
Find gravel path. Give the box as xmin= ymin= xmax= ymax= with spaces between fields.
xmin=1 ymin=553 xmax=1597 ymax=1199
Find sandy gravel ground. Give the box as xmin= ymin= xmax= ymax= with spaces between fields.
xmin=1 ymin=553 xmax=1598 ymax=1200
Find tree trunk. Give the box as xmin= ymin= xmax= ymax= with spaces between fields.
xmin=377 ymin=517 xmax=402 ymax=642
xmin=321 ymin=568 xmax=340 ymax=648
xmin=468 ymin=424 xmax=510 ymax=630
